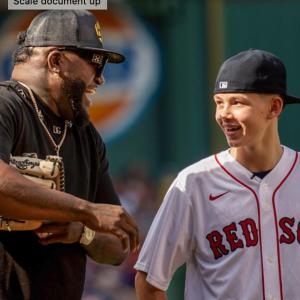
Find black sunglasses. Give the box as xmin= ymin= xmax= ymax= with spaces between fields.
xmin=57 ymin=47 xmax=108 ymax=77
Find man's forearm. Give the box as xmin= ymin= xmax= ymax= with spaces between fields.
xmin=83 ymin=232 xmax=129 ymax=265
xmin=0 ymin=160 xmax=90 ymax=223
xmin=135 ymin=271 xmax=167 ymax=300
xmin=0 ymin=160 xmax=139 ymax=250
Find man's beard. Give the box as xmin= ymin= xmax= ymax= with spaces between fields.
xmin=58 ymin=77 xmax=89 ymax=127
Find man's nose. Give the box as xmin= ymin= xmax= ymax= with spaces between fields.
xmin=95 ymin=74 xmax=105 ymax=86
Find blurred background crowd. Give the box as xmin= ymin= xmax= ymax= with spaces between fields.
xmin=83 ymin=166 xmax=176 ymax=300
xmin=2 ymin=0 xmax=300 ymax=299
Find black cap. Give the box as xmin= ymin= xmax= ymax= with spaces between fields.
xmin=18 ymin=10 xmax=125 ymax=64
xmin=214 ymin=49 xmax=300 ymax=104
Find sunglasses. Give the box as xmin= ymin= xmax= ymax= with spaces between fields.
xmin=57 ymin=47 xmax=108 ymax=77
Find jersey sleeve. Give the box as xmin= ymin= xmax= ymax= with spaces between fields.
xmin=0 ymin=91 xmax=21 ymax=163
xmin=134 ymin=177 xmax=194 ymax=291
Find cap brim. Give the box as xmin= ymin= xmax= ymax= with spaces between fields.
xmin=284 ymin=94 xmax=300 ymax=104
xmin=78 ymin=46 xmax=125 ymax=63
xmin=214 ymin=88 xmax=300 ymax=105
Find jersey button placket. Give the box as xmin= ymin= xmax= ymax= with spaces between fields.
xmin=259 ymin=182 xmax=281 ymax=300
xmin=261 ymin=184 xmax=271 ymax=211
xmin=267 ymin=256 xmax=274 ymax=264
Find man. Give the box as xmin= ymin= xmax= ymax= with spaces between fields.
xmin=135 ymin=49 xmax=300 ymax=299
xmin=0 ymin=10 xmax=139 ymax=300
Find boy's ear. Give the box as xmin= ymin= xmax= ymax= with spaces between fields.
xmin=267 ymin=95 xmax=283 ymax=119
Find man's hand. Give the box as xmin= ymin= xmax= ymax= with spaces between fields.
xmin=35 ymin=221 xmax=130 ymax=265
xmin=84 ymin=203 xmax=139 ymax=252
xmin=34 ymin=222 xmax=83 ymax=245
xmin=0 ymin=161 xmax=139 ymax=250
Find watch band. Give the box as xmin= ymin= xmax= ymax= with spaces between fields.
xmin=79 ymin=226 xmax=95 ymax=245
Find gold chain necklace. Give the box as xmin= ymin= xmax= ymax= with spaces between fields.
xmin=18 ymin=82 xmax=71 ymax=156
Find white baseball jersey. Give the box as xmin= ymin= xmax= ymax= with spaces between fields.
xmin=135 ymin=145 xmax=300 ymax=300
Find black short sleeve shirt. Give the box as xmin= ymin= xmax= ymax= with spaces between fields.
xmin=0 ymin=81 xmax=120 ymax=300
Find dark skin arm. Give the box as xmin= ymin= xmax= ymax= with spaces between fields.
xmin=135 ymin=271 xmax=167 ymax=300
xmin=35 ymin=222 xmax=129 ymax=265
xmin=0 ymin=160 xmax=139 ymax=251
xmin=82 ymin=231 xmax=129 ymax=265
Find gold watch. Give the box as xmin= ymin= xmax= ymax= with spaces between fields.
xmin=79 ymin=226 xmax=95 ymax=245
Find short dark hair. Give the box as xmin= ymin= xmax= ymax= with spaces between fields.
xmin=12 ymin=46 xmax=34 ymax=65
xmin=12 ymin=31 xmax=34 ymax=65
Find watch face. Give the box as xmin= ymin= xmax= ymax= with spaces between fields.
xmin=81 ymin=227 xmax=95 ymax=245
xmin=85 ymin=228 xmax=95 ymax=240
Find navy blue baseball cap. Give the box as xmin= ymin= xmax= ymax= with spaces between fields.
xmin=214 ymin=49 xmax=300 ymax=104
xmin=18 ymin=10 xmax=125 ymax=64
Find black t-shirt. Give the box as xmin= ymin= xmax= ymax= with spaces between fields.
xmin=0 ymin=80 xmax=120 ymax=300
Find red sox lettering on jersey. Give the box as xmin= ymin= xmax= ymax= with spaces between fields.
xmin=135 ymin=146 xmax=300 ymax=300
xmin=206 ymin=217 xmax=300 ymax=259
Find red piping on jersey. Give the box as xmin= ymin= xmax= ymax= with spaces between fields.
xmin=272 ymin=151 xmax=298 ymax=300
xmin=214 ymin=154 xmax=265 ymax=300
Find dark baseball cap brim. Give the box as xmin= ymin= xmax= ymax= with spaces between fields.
xmin=78 ymin=46 xmax=125 ymax=64
xmin=21 ymin=39 xmax=125 ymax=64
xmin=214 ymin=49 xmax=300 ymax=105
xmin=20 ymin=10 xmax=125 ymax=64
xmin=214 ymin=88 xmax=300 ymax=105
xmin=284 ymin=94 xmax=300 ymax=104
